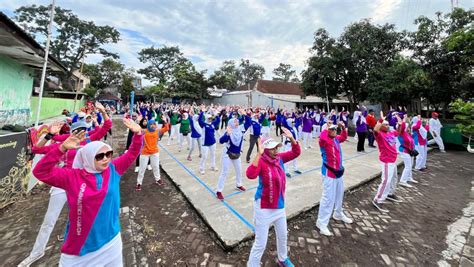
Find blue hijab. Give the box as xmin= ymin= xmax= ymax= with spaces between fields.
xmin=147 ymin=119 xmax=157 ymax=132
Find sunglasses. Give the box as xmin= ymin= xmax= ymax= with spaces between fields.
xmin=95 ymin=150 xmax=113 ymax=161
xmin=72 ymin=127 xmax=87 ymax=134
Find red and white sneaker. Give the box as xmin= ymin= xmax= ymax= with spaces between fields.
xmin=236 ymin=186 xmax=246 ymax=192
xmin=135 ymin=184 xmax=141 ymax=191
xmin=187 ymin=156 xmax=192 ymax=161
xmin=216 ymin=192 xmax=224 ymax=200
xmin=155 ymin=180 xmax=165 ymax=186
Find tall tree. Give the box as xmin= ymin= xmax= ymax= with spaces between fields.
xmin=138 ymin=46 xmax=185 ymax=84
xmin=208 ymin=60 xmax=240 ymax=90
xmin=239 ymin=59 xmax=265 ymax=86
xmin=83 ymin=59 xmax=124 ymax=90
xmin=272 ymin=63 xmax=297 ymax=82
xmin=15 ymin=5 xmax=120 ymax=89
xmin=169 ymin=60 xmax=209 ymax=100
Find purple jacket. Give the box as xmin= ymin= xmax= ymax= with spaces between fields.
xmin=302 ymin=112 xmax=313 ymax=133
xmin=356 ymin=111 xmax=368 ymax=132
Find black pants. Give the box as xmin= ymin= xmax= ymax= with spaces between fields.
xmin=276 ymin=123 xmax=282 ymax=136
xmin=367 ymin=129 xmax=375 ymax=147
xmin=357 ymin=131 xmax=367 ymax=152
xmin=220 ymin=119 xmax=228 ymax=130
xmin=246 ymin=135 xmax=260 ymax=162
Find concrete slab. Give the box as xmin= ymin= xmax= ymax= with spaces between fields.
xmin=158 ymin=131 xmax=403 ymax=248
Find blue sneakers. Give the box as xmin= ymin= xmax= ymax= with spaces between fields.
xmin=278 ymin=258 xmax=295 ymax=267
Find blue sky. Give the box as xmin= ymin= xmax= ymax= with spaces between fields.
xmin=1 ymin=0 xmax=471 ymax=85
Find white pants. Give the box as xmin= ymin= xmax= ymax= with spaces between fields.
xmin=429 ymin=132 xmax=445 ymax=151
xmin=261 ymin=126 xmax=270 ymax=139
xmin=312 ymin=125 xmax=320 ymax=138
xmin=414 ymin=145 xmax=427 ymax=170
xmin=283 ymin=143 xmax=297 ymax=172
xmin=298 ymin=126 xmax=303 ymax=141
xmin=137 ymin=153 xmax=160 ymax=184
xmin=248 ymin=200 xmax=288 ymax=267
xmin=302 ymin=132 xmax=312 ymax=148
xmin=216 ymin=152 xmax=242 ymax=192
xmin=59 ymin=233 xmax=122 ymax=267
xmin=374 ymin=162 xmax=398 ymax=203
xmin=317 ymin=176 xmax=345 ymax=227
xmin=179 ymin=133 xmax=191 ymax=150
xmin=29 ymin=190 xmax=67 ymax=258
xmin=188 ymin=137 xmax=202 ymax=157
xmin=399 ymin=152 xmax=414 ymax=183
xmin=167 ymin=124 xmax=179 ymax=144
xmin=200 ymin=144 xmax=216 ymax=172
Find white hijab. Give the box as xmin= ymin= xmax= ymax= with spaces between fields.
xmin=72 ymin=141 xmax=112 ymax=174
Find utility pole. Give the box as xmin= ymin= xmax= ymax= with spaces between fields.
xmin=34 ymin=0 xmax=55 ymax=126
xmin=73 ymin=45 xmax=87 ymax=112
xmin=324 ymin=76 xmax=330 ymax=112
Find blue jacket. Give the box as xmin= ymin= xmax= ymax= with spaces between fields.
xmin=189 ymin=118 xmax=201 ymax=138
xmin=199 ymin=112 xmax=220 ymax=146
xmin=244 ymin=115 xmax=262 ymax=136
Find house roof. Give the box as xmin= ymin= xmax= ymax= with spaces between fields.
xmin=96 ymin=91 xmax=121 ymax=101
xmin=0 ymin=12 xmax=66 ymax=72
xmin=235 ymin=80 xmax=304 ymax=96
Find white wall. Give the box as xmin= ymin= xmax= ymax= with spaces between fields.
xmin=204 ymin=91 xmax=297 ymax=110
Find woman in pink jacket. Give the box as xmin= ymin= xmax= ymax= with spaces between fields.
xmin=246 ymin=127 xmax=301 ymax=267
xmin=32 ymin=119 xmax=143 ymax=266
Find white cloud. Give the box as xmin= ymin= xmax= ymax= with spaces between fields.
xmin=371 ymin=0 xmax=403 ymax=23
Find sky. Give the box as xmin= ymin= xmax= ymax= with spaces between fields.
xmin=1 ymin=0 xmax=472 ymax=86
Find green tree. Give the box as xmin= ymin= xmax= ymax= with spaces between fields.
xmin=239 ymin=59 xmax=265 ymax=86
xmin=409 ymin=8 xmax=474 ymax=111
xmin=302 ymin=21 xmax=404 ymax=109
xmin=83 ymin=59 xmax=125 ymax=90
xmin=138 ymin=46 xmax=185 ymax=84
xmin=170 ymin=60 xmax=209 ymax=100
xmin=82 ymin=85 xmax=97 ymax=99
xmin=449 ymin=99 xmax=474 ymax=150
xmin=15 ymin=5 xmax=120 ymax=89
xmin=272 ymin=63 xmax=297 ymax=82
xmin=208 ymin=60 xmax=240 ymax=90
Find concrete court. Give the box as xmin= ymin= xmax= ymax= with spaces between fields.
xmin=158 ymin=129 xmax=402 ymax=248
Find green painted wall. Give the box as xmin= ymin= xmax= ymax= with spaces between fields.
xmin=0 ymin=55 xmax=33 ymax=126
xmin=30 ymin=97 xmax=86 ymax=122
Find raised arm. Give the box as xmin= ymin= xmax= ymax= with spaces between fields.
xmin=279 ymin=128 xmax=301 ymax=163
xmin=112 ymin=119 xmax=144 ymax=176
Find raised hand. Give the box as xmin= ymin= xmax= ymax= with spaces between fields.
xmin=281 ymin=127 xmax=293 ymax=140
xmin=60 ymin=130 xmax=86 ymax=152
xmin=257 ymin=138 xmax=264 ymax=155
xmin=49 ymin=121 xmax=63 ymax=135
xmin=95 ymin=102 xmax=106 ymax=112
xmin=226 ymin=126 xmax=232 ymax=135
xmin=380 ymin=111 xmax=386 ymax=121
xmin=123 ymin=118 xmax=142 ymax=134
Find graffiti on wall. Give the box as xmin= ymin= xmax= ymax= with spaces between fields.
xmin=0 ymin=132 xmax=30 ymax=209
xmin=0 ymin=108 xmax=30 ymax=126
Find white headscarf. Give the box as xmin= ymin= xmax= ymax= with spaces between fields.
xmin=192 ymin=114 xmax=202 ymax=135
xmin=352 ymin=111 xmax=366 ymax=126
xmin=72 ymin=141 xmax=112 ymax=174
xmin=227 ymin=118 xmax=243 ymax=145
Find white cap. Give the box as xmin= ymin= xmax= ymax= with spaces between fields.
xmin=328 ymin=124 xmax=338 ymax=130
xmin=261 ymin=138 xmax=281 ymax=149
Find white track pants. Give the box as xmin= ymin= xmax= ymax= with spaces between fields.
xmin=261 ymin=126 xmax=270 ymax=139
xmin=167 ymin=124 xmax=179 ymax=144
xmin=283 ymin=143 xmax=297 ymax=172
xmin=303 ymin=132 xmax=312 ymax=148
xmin=374 ymin=162 xmax=398 ymax=203
xmin=188 ymin=137 xmax=202 ymax=158
xmin=29 ymin=190 xmax=67 ymax=258
xmin=179 ymin=133 xmax=191 ymax=150
xmin=312 ymin=125 xmax=321 ymax=138
xmin=399 ymin=152 xmax=414 ymax=183
xmin=137 ymin=153 xmax=161 ymax=184
xmin=414 ymin=145 xmax=427 ymax=170
xmin=216 ymin=152 xmax=242 ymax=192
xmin=200 ymin=144 xmax=216 ymax=172
xmin=429 ymin=132 xmax=445 ymax=151
xmin=247 ymin=200 xmax=288 ymax=267
xmin=316 ymin=176 xmax=345 ymax=227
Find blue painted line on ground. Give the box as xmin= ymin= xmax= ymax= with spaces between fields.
xmin=224 ymin=149 xmax=378 ymax=200
xmin=159 ymin=144 xmax=255 ymax=232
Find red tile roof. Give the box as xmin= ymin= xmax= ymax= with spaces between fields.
xmin=234 ymin=80 xmax=304 ymax=96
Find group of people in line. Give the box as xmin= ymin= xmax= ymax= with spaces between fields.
xmin=19 ymin=101 xmax=446 ymax=267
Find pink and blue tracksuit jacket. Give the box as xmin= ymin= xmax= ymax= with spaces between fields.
xmin=398 ymin=122 xmax=414 ymax=153
xmin=319 ymin=129 xmax=347 ymax=178
xmin=246 ymin=142 xmax=301 ymax=209
xmin=412 ymin=120 xmax=427 ymax=146
xmin=32 ymin=133 xmax=143 ymax=256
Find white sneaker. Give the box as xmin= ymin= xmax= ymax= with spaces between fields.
xmin=409 ymin=179 xmax=419 ymax=184
xmin=134 ymin=166 xmax=139 ymax=173
xmin=333 ymin=213 xmax=353 ymax=224
xmin=316 ymin=221 xmax=333 ymax=236
xmin=200 ymin=170 xmax=205 ymax=175
xmin=399 ymin=182 xmax=413 ymax=188
xmin=18 ymin=253 xmax=45 ymax=267
xmin=147 ymin=165 xmax=152 ymax=171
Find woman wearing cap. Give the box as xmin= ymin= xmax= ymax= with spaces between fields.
xmin=216 ymin=110 xmax=246 ymax=200
xmin=316 ymin=121 xmax=353 ymax=236
xmin=246 ymin=128 xmax=300 ymax=267
xmin=136 ymin=117 xmax=170 ymax=191
xmin=32 ymin=118 xmax=143 ymax=266
xmin=428 ymin=112 xmax=445 ymax=153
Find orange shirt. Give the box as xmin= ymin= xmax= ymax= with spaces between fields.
xmin=142 ymin=124 xmax=170 ymax=155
